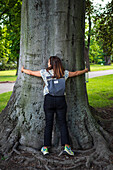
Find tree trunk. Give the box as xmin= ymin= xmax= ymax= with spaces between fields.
xmin=0 ymin=0 xmax=113 ymax=168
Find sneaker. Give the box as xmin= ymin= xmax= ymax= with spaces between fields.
xmin=41 ymin=146 xmax=49 ymax=155
xmin=64 ymin=145 xmax=74 ymax=156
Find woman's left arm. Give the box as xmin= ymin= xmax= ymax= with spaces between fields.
xmin=21 ymin=66 xmax=41 ymax=77
xmin=69 ymin=68 xmax=88 ymax=78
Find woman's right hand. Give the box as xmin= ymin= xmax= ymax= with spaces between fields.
xmin=21 ymin=66 xmax=24 ymax=73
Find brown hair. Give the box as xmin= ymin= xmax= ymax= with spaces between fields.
xmin=46 ymin=56 xmax=64 ymax=79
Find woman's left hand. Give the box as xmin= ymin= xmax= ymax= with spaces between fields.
xmin=85 ymin=68 xmax=88 ymax=73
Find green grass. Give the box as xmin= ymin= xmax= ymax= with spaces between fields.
xmin=0 ymin=92 xmax=12 ymax=113
xmin=0 ymin=70 xmax=17 ymax=82
xmin=90 ymin=63 xmax=113 ymax=72
xmin=86 ymin=74 xmax=113 ymax=108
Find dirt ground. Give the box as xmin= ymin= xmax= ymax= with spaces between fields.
xmin=0 ymin=106 xmax=113 ymax=170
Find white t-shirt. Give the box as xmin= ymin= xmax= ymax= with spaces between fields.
xmin=40 ymin=69 xmax=69 ymax=96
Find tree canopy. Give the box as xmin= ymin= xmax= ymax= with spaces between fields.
xmin=0 ymin=0 xmax=22 ymax=70
xmin=85 ymin=0 xmax=113 ymax=64
xmin=94 ymin=0 xmax=113 ymax=57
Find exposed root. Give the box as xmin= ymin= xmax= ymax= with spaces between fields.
xmin=93 ymin=160 xmax=108 ymax=166
xmin=44 ymin=164 xmax=50 ymax=170
xmin=0 ymin=145 xmax=113 ymax=170
xmin=0 ymin=131 xmax=113 ymax=169
xmin=58 ymin=150 xmax=63 ymax=156
xmin=5 ymin=141 xmax=20 ymax=160
xmin=85 ymin=148 xmax=113 ymax=169
xmin=18 ymin=145 xmax=38 ymax=154
xmin=13 ymin=148 xmax=21 ymax=155
xmin=64 ymin=162 xmax=85 ymax=170
xmin=0 ymin=105 xmax=113 ymax=169
xmin=73 ymin=146 xmax=95 ymax=154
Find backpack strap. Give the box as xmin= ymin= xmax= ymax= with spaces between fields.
xmin=48 ymin=70 xmax=53 ymax=76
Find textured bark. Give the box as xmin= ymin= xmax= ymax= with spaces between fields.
xmin=0 ymin=0 xmax=113 ymax=168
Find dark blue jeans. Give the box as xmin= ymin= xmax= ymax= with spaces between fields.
xmin=43 ymin=94 xmax=70 ymax=146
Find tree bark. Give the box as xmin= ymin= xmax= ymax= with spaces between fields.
xmin=0 ymin=0 xmax=113 ymax=168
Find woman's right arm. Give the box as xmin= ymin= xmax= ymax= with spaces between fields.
xmin=21 ymin=66 xmax=41 ymax=77
xmin=69 ymin=68 xmax=88 ymax=78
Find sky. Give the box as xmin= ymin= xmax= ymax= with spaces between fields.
xmin=93 ymin=0 xmax=111 ymax=8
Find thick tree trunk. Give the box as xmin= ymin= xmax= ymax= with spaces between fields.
xmin=0 ymin=0 xmax=113 ymax=168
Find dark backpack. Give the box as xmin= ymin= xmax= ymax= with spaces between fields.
xmin=47 ymin=71 xmax=65 ymax=96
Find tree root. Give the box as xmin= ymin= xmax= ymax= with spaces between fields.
xmin=1 ymin=144 xmax=113 ymax=170
xmin=64 ymin=162 xmax=85 ymax=170
xmin=95 ymin=115 xmax=113 ymax=134
xmin=85 ymin=148 xmax=113 ymax=169
xmin=5 ymin=142 xmax=20 ymax=160
xmin=1 ymin=133 xmax=113 ymax=170
xmin=18 ymin=145 xmax=38 ymax=154
xmin=0 ymin=105 xmax=113 ymax=169
xmin=44 ymin=164 xmax=50 ymax=170
xmin=73 ymin=146 xmax=95 ymax=154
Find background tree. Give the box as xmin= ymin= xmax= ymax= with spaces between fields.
xmin=84 ymin=0 xmax=94 ymax=71
xmin=93 ymin=0 xmax=113 ymax=65
xmin=89 ymin=37 xmax=104 ymax=64
xmin=0 ymin=0 xmax=113 ymax=169
xmin=0 ymin=26 xmax=9 ymax=68
xmin=85 ymin=0 xmax=113 ymax=65
xmin=0 ymin=0 xmax=22 ymax=73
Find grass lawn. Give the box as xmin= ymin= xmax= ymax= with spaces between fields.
xmin=86 ymin=74 xmax=113 ymax=108
xmin=0 ymin=92 xmax=12 ymax=113
xmin=0 ymin=70 xmax=17 ymax=82
xmin=90 ymin=63 xmax=113 ymax=72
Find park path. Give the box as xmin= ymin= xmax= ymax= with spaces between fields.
xmin=0 ymin=82 xmax=15 ymax=94
xmin=0 ymin=69 xmax=113 ymax=94
xmin=89 ymin=69 xmax=113 ymax=78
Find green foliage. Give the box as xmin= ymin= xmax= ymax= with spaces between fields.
xmin=85 ymin=0 xmax=113 ymax=64
xmin=0 ymin=0 xmax=22 ymax=70
xmin=94 ymin=1 xmax=113 ymax=57
xmin=0 ymin=91 xmax=12 ymax=113
xmin=85 ymin=0 xmax=103 ymax=64
xmin=89 ymin=38 xmax=104 ymax=63
xmin=0 ymin=69 xmax=17 ymax=81
xmin=87 ymin=75 xmax=113 ymax=108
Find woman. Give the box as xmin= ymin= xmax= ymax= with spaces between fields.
xmin=21 ymin=56 xmax=88 ymax=156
